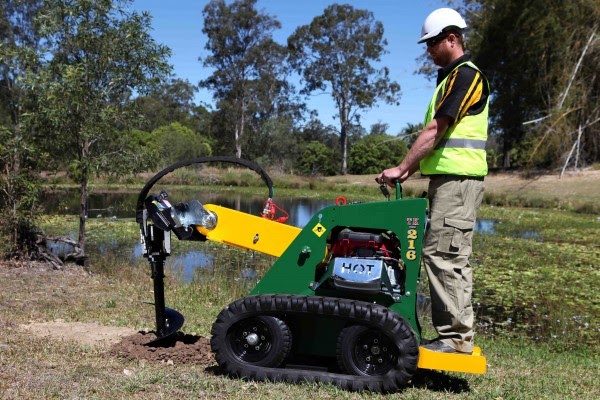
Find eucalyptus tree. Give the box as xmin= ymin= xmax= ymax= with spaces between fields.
xmin=0 ymin=0 xmax=43 ymax=256
xmin=200 ymin=0 xmax=295 ymax=160
xmin=288 ymin=4 xmax=401 ymax=175
xmin=25 ymin=0 xmax=171 ymax=255
xmin=134 ymin=78 xmax=199 ymax=133
xmin=461 ymin=0 xmax=599 ymax=168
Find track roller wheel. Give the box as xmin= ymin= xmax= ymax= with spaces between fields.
xmin=212 ymin=315 xmax=292 ymax=368
xmin=336 ymin=322 xmax=418 ymax=387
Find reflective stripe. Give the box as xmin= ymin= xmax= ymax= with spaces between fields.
xmin=435 ymin=138 xmax=486 ymax=150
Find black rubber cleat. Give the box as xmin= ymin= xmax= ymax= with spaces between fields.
xmin=422 ymin=340 xmax=472 ymax=355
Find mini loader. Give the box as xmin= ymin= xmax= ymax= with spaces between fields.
xmin=136 ymin=157 xmax=486 ymax=393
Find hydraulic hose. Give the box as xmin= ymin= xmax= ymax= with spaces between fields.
xmin=136 ymin=156 xmax=274 ymax=224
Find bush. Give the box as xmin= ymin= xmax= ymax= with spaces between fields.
xmin=348 ymin=134 xmax=408 ymax=174
xmin=152 ymin=123 xmax=212 ymax=166
xmin=295 ymin=141 xmax=337 ymax=176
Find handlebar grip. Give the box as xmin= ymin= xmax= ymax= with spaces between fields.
xmin=395 ymin=181 xmax=402 ymax=200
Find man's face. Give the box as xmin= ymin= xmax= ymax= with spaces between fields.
xmin=426 ymin=33 xmax=453 ymax=67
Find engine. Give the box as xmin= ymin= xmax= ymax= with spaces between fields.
xmin=328 ymin=230 xmax=404 ymax=296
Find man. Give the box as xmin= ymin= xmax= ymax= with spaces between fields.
xmin=376 ymin=8 xmax=489 ymax=354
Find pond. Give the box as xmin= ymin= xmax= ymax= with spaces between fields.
xmin=44 ymin=189 xmax=333 ymax=279
xmin=43 ymin=189 xmax=332 ymax=226
xmin=44 ymin=190 xmax=540 ymax=281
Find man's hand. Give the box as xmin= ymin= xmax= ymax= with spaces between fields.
xmin=376 ymin=166 xmax=408 ymax=186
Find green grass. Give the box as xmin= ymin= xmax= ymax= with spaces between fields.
xmin=2 ymin=171 xmax=599 ymax=399
xmin=472 ymin=207 xmax=599 ymax=348
xmin=2 ymin=318 xmax=597 ymax=399
xmin=36 ymin=201 xmax=600 ymax=350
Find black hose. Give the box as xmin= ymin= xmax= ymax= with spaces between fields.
xmin=136 ymin=156 xmax=274 ymax=224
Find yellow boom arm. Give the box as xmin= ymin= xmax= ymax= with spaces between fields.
xmin=195 ymin=204 xmax=301 ymax=257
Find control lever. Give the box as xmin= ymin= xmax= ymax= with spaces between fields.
xmin=379 ymin=183 xmax=390 ymax=201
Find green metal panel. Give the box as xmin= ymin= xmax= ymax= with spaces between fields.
xmin=250 ymin=197 xmax=427 ymax=337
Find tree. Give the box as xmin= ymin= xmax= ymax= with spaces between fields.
xmin=24 ymin=0 xmax=171 ymax=256
xmin=398 ymin=122 xmax=423 ymax=148
xmin=0 ymin=0 xmax=44 ymax=257
xmin=348 ymin=131 xmax=408 ymax=175
xmin=288 ymin=4 xmax=401 ymax=175
xmin=299 ymin=118 xmax=338 ymax=145
xmin=296 ymin=141 xmax=337 ymax=177
xmin=461 ymin=0 xmax=599 ymax=168
xmin=151 ymin=122 xmax=212 ymax=167
xmin=200 ymin=0 xmax=295 ymax=159
xmin=248 ymin=114 xmax=299 ymax=172
xmin=134 ymin=78 xmax=200 ymax=133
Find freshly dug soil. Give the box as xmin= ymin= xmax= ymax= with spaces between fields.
xmin=3 ymin=260 xmax=216 ymax=368
xmin=109 ymin=331 xmax=216 ymax=366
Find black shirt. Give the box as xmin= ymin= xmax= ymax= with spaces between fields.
xmin=433 ymin=54 xmax=489 ymax=126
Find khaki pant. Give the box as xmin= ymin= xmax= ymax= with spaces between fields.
xmin=423 ymin=175 xmax=484 ymax=353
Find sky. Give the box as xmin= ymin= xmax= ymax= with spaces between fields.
xmin=131 ymin=0 xmax=451 ymax=134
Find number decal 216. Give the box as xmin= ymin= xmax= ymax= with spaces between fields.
xmin=406 ymin=229 xmax=417 ymax=260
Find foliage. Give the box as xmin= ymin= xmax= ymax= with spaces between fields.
xmin=398 ymin=121 xmax=423 ymax=148
xmin=288 ymin=4 xmax=401 ymax=175
xmin=151 ymin=122 xmax=212 ymax=167
xmin=133 ymin=78 xmax=211 ymax=134
xmin=295 ymin=141 xmax=337 ymax=177
xmin=298 ymin=119 xmax=340 ymax=151
xmin=248 ymin=115 xmax=300 ymax=172
xmin=0 ymin=126 xmax=43 ymax=257
xmin=462 ymin=0 xmax=600 ymax=169
xmin=200 ymin=0 xmax=300 ymax=160
xmin=0 ymin=0 xmax=44 ymax=257
xmin=21 ymin=0 xmax=171 ymax=253
xmin=348 ymin=132 xmax=408 ymax=174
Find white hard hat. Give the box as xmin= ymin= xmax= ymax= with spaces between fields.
xmin=418 ymin=8 xmax=467 ymax=44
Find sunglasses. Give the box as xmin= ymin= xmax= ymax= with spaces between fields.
xmin=426 ymin=34 xmax=449 ymax=48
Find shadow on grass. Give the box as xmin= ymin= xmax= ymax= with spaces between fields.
xmin=410 ymin=369 xmax=470 ymax=393
xmin=206 ymin=365 xmax=470 ymax=394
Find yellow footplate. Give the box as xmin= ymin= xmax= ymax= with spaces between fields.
xmin=417 ymin=346 xmax=487 ymax=374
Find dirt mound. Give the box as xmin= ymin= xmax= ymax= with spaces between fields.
xmin=109 ymin=331 xmax=216 ymax=366
xmin=19 ymin=319 xmax=216 ymax=367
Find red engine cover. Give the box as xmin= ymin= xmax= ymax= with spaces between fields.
xmin=330 ymin=231 xmax=390 ymax=258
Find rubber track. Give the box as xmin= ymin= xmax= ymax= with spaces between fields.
xmin=211 ymin=294 xmax=419 ymax=393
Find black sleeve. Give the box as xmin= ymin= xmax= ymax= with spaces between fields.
xmin=434 ymin=66 xmax=488 ymax=125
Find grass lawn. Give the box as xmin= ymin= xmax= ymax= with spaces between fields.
xmin=1 ymin=169 xmax=598 ymax=399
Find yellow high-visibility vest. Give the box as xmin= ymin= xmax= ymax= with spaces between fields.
xmin=420 ymin=61 xmax=489 ymax=177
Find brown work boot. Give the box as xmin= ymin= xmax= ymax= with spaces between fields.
xmin=422 ymin=340 xmax=473 ymax=354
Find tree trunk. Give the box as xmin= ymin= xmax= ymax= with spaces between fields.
xmin=234 ymin=123 xmax=242 ymax=158
xmin=502 ymin=137 xmax=511 ymax=169
xmin=78 ymin=173 xmax=87 ymax=256
xmin=340 ymin=125 xmax=348 ymax=175
xmin=78 ymin=142 xmax=90 ymax=257
xmin=339 ymin=103 xmax=349 ymax=175
xmin=236 ymin=102 xmax=246 ymax=159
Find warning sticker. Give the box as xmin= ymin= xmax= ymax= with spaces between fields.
xmin=312 ymin=223 xmax=327 ymax=237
